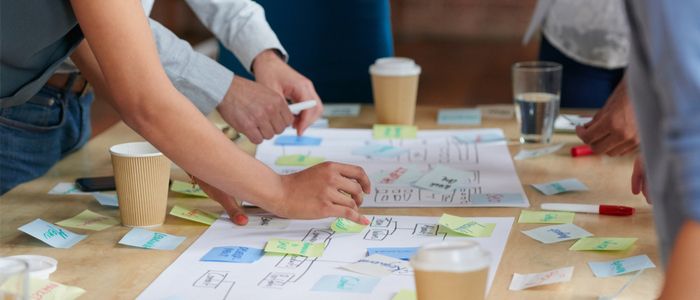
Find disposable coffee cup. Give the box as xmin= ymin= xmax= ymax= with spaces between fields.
xmin=369 ymin=57 xmax=421 ymax=125
xmin=110 ymin=142 xmax=171 ymax=227
xmin=410 ymin=240 xmax=491 ymax=300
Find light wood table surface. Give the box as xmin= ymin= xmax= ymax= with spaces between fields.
xmin=0 ymin=105 xmax=662 ymax=299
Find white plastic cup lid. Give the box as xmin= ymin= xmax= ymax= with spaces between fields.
xmin=410 ymin=240 xmax=490 ymax=272
xmin=369 ymin=57 xmax=421 ymax=77
xmin=110 ymin=141 xmax=162 ymax=158
xmin=7 ymin=255 xmax=58 ymax=279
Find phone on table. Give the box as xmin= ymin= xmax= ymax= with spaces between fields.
xmin=75 ymin=176 xmax=116 ymax=192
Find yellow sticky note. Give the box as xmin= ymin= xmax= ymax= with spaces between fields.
xmin=331 ymin=218 xmax=366 ymax=233
xmin=438 ymin=223 xmax=496 ymax=238
xmin=169 ymin=205 xmax=219 ymax=225
xmin=518 ymin=210 xmax=575 ymax=224
xmin=170 ymin=180 xmax=208 ymax=197
xmin=55 ymin=209 xmax=118 ymax=231
xmin=0 ymin=276 xmax=85 ymax=300
xmin=373 ymin=124 xmax=418 ymax=139
xmin=275 ymin=154 xmax=325 ymax=166
xmin=569 ymin=237 xmax=638 ymax=251
xmin=438 ymin=214 xmax=491 ymax=237
xmin=392 ymin=289 xmax=417 ymax=300
xmin=264 ymin=238 xmax=325 ymax=257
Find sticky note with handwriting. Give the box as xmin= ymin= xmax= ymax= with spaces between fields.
xmin=518 ymin=210 xmax=575 ymax=224
xmin=275 ymin=154 xmax=325 ymax=166
xmin=588 ymin=255 xmax=655 ymax=278
xmin=372 ymin=125 xmax=417 ymax=140
xmin=311 ymin=274 xmax=380 ymax=294
xmin=370 ymin=167 xmax=424 ymax=185
xmin=18 ymin=219 xmax=86 ymax=249
xmin=531 ymin=178 xmax=588 ymax=195
xmin=352 ymin=144 xmax=408 ymax=158
xmin=118 ymin=228 xmax=186 ymax=250
xmin=438 ymin=222 xmax=495 ymax=238
xmin=170 ymin=180 xmax=208 ymax=197
xmin=438 ymin=213 xmax=490 ymax=237
xmin=366 ymin=247 xmax=418 ymax=261
xmin=200 ymin=246 xmax=264 ymax=263
xmin=437 ymin=108 xmax=482 ymax=125
xmin=323 ymin=104 xmax=361 ymax=117
xmin=92 ymin=192 xmax=119 ymax=207
xmin=469 ymin=193 xmax=524 ymax=206
xmin=170 ymin=205 xmax=219 ymax=225
xmin=264 ymin=239 xmax=324 ymax=257
xmin=0 ymin=277 xmax=86 ymax=300
xmin=56 ymin=209 xmax=119 ymax=231
xmin=413 ymin=165 xmax=478 ymax=192
xmin=340 ymin=254 xmax=409 ymax=277
xmin=509 ymin=266 xmax=574 ymax=291
xmin=521 ymin=223 xmax=592 ymax=244
xmin=569 ymin=237 xmax=637 ymax=251
xmin=331 ymin=218 xmax=367 ymax=233
xmin=513 ymin=143 xmax=564 ymax=160
xmin=274 ymin=135 xmax=322 ymax=146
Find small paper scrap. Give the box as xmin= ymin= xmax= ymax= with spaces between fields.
xmin=470 ymin=193 xmax=524 ymax=206
xmin=0 ymin=277 xmax=85 ymax=300
xmin=570 ymin=237 xmax=637 ymax=251
xmin=311 ymin=274 xmax=380 ymax=294
xmin=274 ymin=135 xmax=322 ymax=146
xmin=373 ymin=124 xmax=417 ymax=140
xmin=370 ymin=167 xmax=424 ymax=185
xmin=392 ymin=289 xmax=417 ymax=300
xmin=478 ymin=104 xmax=514 ymax=119
xmin=438 ymin=214 xmax=490 ymax=237
xmin=323 ymin=104 xmax=361 ymax=117
xmin=118 ymin=228 xmax=186 ymax=250
xmin=588 ymin=255 xmax=655 ymax=278
xmin=275 ymin=154 xmax=325 ymax=166
xmin=56 ymin=209 xmax=119 ymax=231
xmin=170 ymin=180 xmax=208 ymax=197
xmin=264 ymin=238 xmax=325 ymax=257
xmin=200 ymin=246 xmax=264 ymax=263
xmin=413 ymin=165 xmax=478 ymax=192
xmin=18 ymin=219 xmax=86 ymax=249
xmin=366 ymin=247 xmax=418 ymax=261
xmin=169 ymin=205 xmax=219 ymax=225
xmin=531 ymin=178 xmax=589 ymax=195
xmin=521 ymin=223 xmax=592 ymax=244
xmin=437 ymin=108 xmax=481 ymax=125
xmin=513 ymin=143 xmax=564 ymax=160
xmin=331 ymin=218 xmax=367 ymax=233
xmin=509 ymin=266 xmax=574 ymax=291
xmin=518 ymin=210 xmax=575 ymax=224
xmin=48 ymin=182 xmax=90 ymax=195
xmin=453 ymin=132 xmax=505 ymax=144
xmin=92 ymin=192 xmax=119 ymax=207
xmin=340 ymin=254 xmax=410 ymax=277
xmin=352 ymin=144 xmax=408 ymax=158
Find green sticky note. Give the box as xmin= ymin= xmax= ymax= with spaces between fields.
xmin=392 ymin=289 xmax=417 ymax=300
xmin=169 ymin=205 xmax=219 ymax=225
xmin=331 ymin=218 xmax=366 ymax=233
xmin=170 ymin=180 xmax=208 ymax=197
xmin=264 ymin=238 xmax=325 ymax=257
xmin=569 ymin=237 xmax=638 ymax=251
xmin=275 ymin=154 xmax=325 ymax=166
xmin=55 ymin=209 xmax=118 ymax=231
xmin=438 ymin=214 xmax=492 ymax=237
xmin=518 ymin=210 xmax=575 ymax=224
xmin=438 ymin=223 xmax=496 ymax=238
xmin=373 ymin=124 xmax=418 ymax=139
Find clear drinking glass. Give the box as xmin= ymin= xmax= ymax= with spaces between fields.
xmin=512 ymin=61 xmax=562 ymax=143
xmin=0 ymin=258 xmax=29 ymax=300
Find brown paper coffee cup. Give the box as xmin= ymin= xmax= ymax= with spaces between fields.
xmin=370 ymin=57 xmax=421 ymax=125
xmin=110 ymin=142 xmax=171 ymax=227
xmin=411 ymin=241 xmax=491 ymax=300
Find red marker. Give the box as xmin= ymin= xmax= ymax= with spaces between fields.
xmin=571 ymin=145 xmax=594 ymax=157
xmin=541 ymin=203 xmax=635 ymax=216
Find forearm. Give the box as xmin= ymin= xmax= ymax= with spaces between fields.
xmin=660 ymin=220 xmax=700 ymax=299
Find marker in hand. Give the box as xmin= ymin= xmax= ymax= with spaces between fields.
xmin=288 ymin=100 xmax=318 ymax=115
xmin=541 ymin=203 xmax=635 ymax=216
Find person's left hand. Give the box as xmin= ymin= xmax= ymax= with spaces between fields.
xmin=252 ymin=49 xmax=323 ymax=136
xmin=193 ymin=177 xmax=249 ymax=226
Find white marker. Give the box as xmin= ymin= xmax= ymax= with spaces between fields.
xmin=541 ymin=203 xmax=634 ymax=216
xmin=288 ymin=100 xmax=318 ymax=115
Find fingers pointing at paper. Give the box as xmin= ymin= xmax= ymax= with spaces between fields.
xmin=194 ymin=177 xmax=249 ymax=226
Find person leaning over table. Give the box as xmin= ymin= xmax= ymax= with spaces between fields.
xmin=0 ymin=0 xmax=371 ymax=226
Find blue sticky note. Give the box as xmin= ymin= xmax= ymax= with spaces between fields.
xmin=18 ymin=219 xmax=86 ymax=249
xmin=352 ymin=144 xmax=408 ymax=158
xmin=366 ymin=247 xmax=419 ymax=261
xmin=118 ymin=228 xmax=186 ymax=250
xmin=311 ymin=275 xmax=380 ymax=294
xmin=200 ymin=246 xmax=264 ymax=263
xmin=470 ymin=193 xmax=525 ymax=205
xmin=274 ymin=135 xmax=322 ymax=146
xmin=453 ymin=132 xmax=505 ymax=144
xmin=93 ymin=192 xmax=119 ymax=207
xmin=588 ymin=255 xmax=656 ymax=278
xmin=437 ymin=108 xmax=481 ymax=125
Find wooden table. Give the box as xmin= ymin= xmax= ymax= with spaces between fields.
xmin=0 ymin=105 xmax=662 ymax=299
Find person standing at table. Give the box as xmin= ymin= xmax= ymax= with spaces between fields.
xmin=0 ymin=0 xmax=370 ymax=225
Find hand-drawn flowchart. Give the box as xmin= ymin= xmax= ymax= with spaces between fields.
xmin=255 ymin=128 xmax=529 ymax=207
xmin=138 ymin=215 xmax=514 ymax=300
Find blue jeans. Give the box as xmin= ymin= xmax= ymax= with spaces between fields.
xmin=0 ymin=85 xmax=94 ymax=195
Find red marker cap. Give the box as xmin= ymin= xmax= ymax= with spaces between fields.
xmin=599 ymin=205 xmax=635 ymax=216
xmin=571 ymin=145 xmax=594 ymax=157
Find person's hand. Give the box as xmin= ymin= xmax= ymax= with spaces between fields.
xmin=252 ymin=49 xmax=323 ymax=136
xmin=277 ymin=162 xmax=371 ymax=225
xmin=194 ymin=177 xmax=249 ymax=225
xmin=216 ymin=76 xmax=294 ymax=144
xmin=575 ymin=79 xmax=640 ymax=156
xmin=631 ymin=155 xmax=650 ymax=203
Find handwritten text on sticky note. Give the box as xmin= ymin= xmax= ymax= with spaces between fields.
xmin=200 ymin=246 xmax=264 ymax=263
xmin=588 ymin=255 xmax=655 ymax=278
xmin=372 ymin=125 xmax=417 ymax=140
xmin=275 ymin=154 xmax=325 ymax=166
xmin=169 ymin=205 xmax=218 ymax=225
xmin=413 ymin=165 xmax=478 ymax=192
xmin=470 ymin=193 xmax=524 ymax=206
xmin=370 ymin=167 xmax=424 ymax=185
xmin=18 ymin=219 xmax=86 ymax=249
xmin=521 ymin=223 xmax=592 ymax=244
xmin=264 ymin=239 xmax=324 ymax=257
xmin=438 ymin=214 xmax=489 ymax=237
xmin=170 ymin=180 xmax=208 ymax=197
xmin=569 ymin=237 xmax=637 ymax=251
xmin=274 ymin=135 xmax=322 ymax=146
xmin=509 ymin=266 xmax=574 ymax=291
xmin=366 ymin=247 xmax=418 ymax=261
xmin=437 ymin=108 xmax=481 ymax=125
xmin=341 ymin=254 xmax=410 ymax=277
xmin=311 ymin=275 xmax=380 ymax=294
xmin=531 ymin=178 xmax=589 ymax=195
xmin=56 ymin=209 xmax=118 ymax=231
xmin=118 ymin=228 xmax=186 ymax=250
xmin=0 ymin=277 xmax=86 ymax=300
xmin=518 ymin=210 xmax=575 ymax=224
xmin=331 ymin=218 xmax=367 ymax=233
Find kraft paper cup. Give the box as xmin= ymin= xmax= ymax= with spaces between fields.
xmin=110 ymin=142 xmax=170 ymax=227
xmin=369 ymin=57 xmax=421 ymax=125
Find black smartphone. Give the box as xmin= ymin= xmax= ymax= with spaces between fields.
xmin=75 ymin=176 xmax=116 ymax=192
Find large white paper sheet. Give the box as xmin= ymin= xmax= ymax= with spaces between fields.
xmin=255 ymin=128 xmax=529 ymax=207
xmin=138 ymin=215 xmax=514 ymax=300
